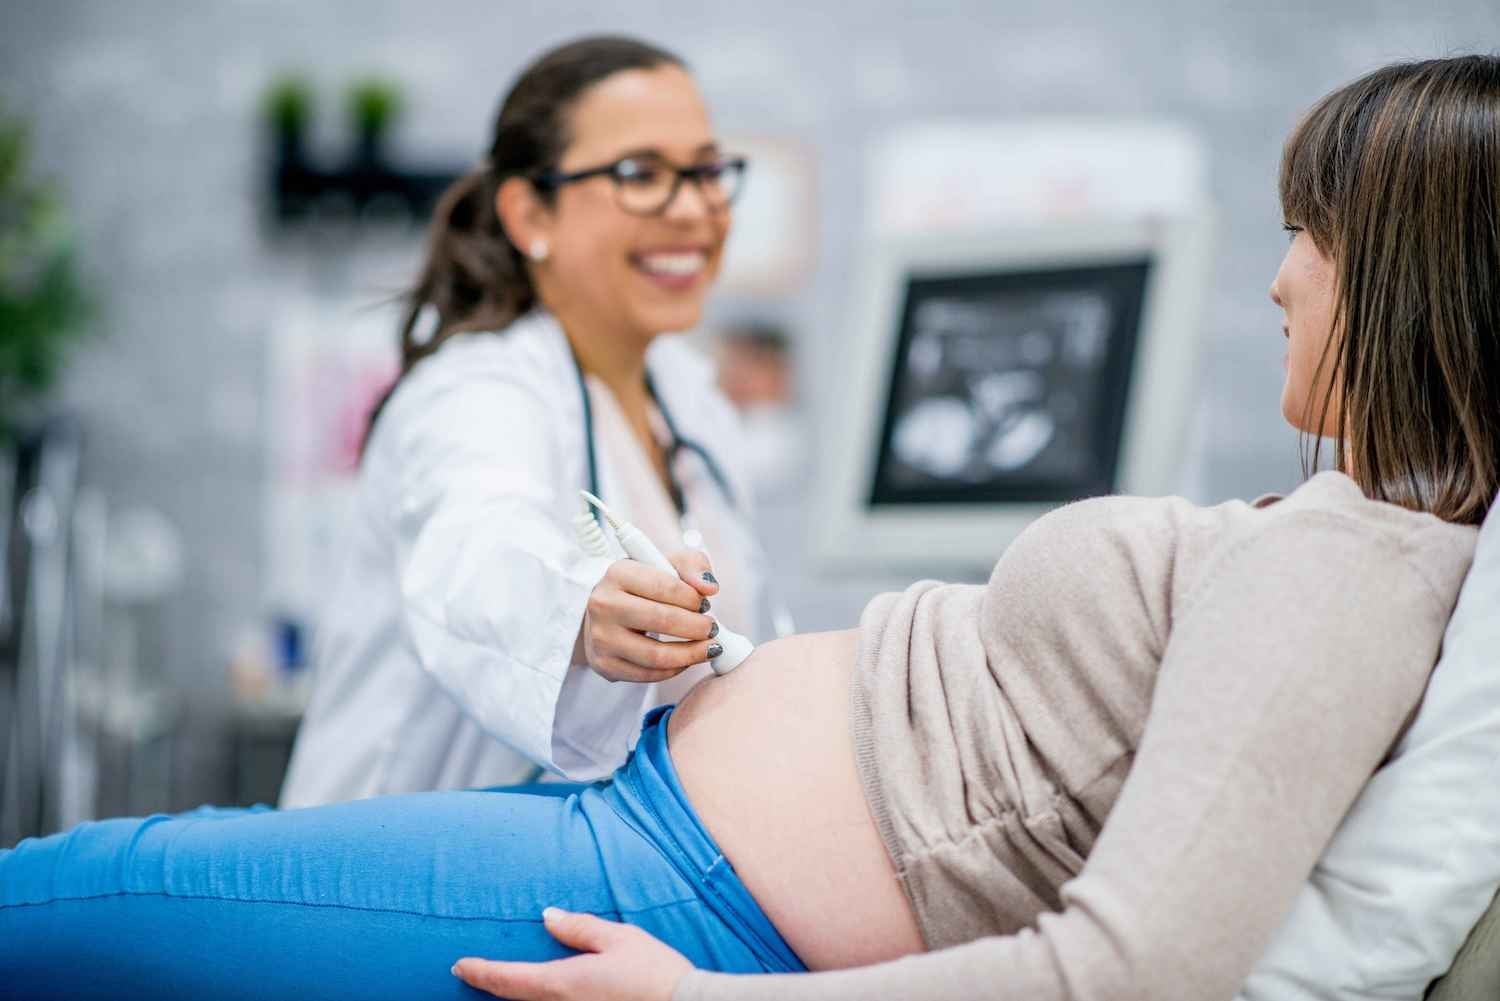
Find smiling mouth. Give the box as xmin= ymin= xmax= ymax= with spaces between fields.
xmin=632 ymin=250 xmax=708 ymax=280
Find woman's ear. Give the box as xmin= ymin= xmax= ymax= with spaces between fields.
xmin=495 ymin=177 xmax=552 ymax=257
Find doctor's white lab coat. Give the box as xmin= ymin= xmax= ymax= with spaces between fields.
xmin=279 ymin=311 xmax=764 ymax=806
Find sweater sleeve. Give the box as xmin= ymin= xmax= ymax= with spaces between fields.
xmin=675 ymin=510 xmax=1459 ymax=1001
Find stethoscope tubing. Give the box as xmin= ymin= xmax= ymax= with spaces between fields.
xmin=570 ymin=348 xmax=739 ymax=528
xmin=567 ymin=342 xmax=794 ymax=636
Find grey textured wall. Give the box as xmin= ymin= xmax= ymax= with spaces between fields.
xmin=2 ymin=2 xmax=1497 ymax=725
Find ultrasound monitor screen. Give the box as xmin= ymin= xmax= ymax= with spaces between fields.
xmin=868 ymin=259 xmax=1152 ymax=506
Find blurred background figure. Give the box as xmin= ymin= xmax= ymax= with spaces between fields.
xmin=2 ymin=0 xmax=1497 ymax=841
xmin=716 ymin=324 xmax=794 ymax=413
xmin=713 ymin=321 xmax=804 ymax=498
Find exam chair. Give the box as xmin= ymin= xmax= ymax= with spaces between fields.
xmin=1422 ymin=488 xmax=1500 ymax=1001
xmin=1428 ymin=887 xmax=1500 ymax=999
xmin=1240 ymin=485 xmax=1500 ymax=1001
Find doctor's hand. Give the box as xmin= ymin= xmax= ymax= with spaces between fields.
xmin=452 ymin=907 xmax=690 ymax=1001
xmin=582 ymin=549 xmax=721 ymax=683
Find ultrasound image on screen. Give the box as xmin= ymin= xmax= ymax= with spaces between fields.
xmin=868 ymin=260 xmax=1151 ymax=506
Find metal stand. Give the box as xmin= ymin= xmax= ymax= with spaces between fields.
xmin=1 ymin=419 xmax=82 ymax=847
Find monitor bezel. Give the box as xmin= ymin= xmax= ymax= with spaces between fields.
xmin=813 ymin=217 xmax=1213 ymax=572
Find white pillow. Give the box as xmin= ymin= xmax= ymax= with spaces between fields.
xmin=1240 ymin=494 xmax=1500 ymax=1001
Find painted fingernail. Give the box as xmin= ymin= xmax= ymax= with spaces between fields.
xmin=708 ymin=621 xmax=719 ymax=638
xmin=708 ymin=642 xmax=724 ymax=659
xmin=701 ymin=571 xmax=718 ymax=585
xmin=700 ymin=598 xmax=711 ymax=613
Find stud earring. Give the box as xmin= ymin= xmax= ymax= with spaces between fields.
xmin=528 ymin=239 xmax=550 ymax=263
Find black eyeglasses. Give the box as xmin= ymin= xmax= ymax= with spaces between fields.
xmin=533 ymin=152 xmax=748 ymax=217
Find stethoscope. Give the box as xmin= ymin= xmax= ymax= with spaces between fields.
xmin=567 ymin=346 xmax=794 ymax=637
xmin=569 ymin=348 xmax=739 ymax=540
xmin=505 ymin=347 xmax=791 ymax=787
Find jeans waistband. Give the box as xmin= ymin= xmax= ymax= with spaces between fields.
xmin=601 ymin=705 xmax=806 ymax=974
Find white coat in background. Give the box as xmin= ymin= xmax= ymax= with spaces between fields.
xmin=279 ymin=311 xmax=765 ymax=806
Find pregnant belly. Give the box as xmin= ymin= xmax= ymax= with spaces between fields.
xmin=666 ymin=629 xmax=926 ymax=970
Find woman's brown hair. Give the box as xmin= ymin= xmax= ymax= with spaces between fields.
xmin=1280 ymin=55 xmax=1500 ymax=524
xmin=364 ymin=35 xmax=686 ymax=447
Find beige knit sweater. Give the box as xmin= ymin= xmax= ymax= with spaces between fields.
xmin=677 ymin=473 xmax=1477 ymax=1001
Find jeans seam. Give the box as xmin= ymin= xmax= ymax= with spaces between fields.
xmin=0 ymin=888 xmax=702 ymax=922
xmin=630 ymin=755 xmax=799 ymax=973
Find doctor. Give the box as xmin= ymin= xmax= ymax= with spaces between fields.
xmin=281 ymin=35 xmax=770 ymax=804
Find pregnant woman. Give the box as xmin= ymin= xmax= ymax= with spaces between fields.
xmin=3 ymin=54 xmax=1498 ymax=1001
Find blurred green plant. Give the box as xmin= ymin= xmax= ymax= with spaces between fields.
xmin=346 ymin=76 xmax=403 ymax=139
xmin=261 ymin=74 xmax=315 ymax=138
xmin=0 ymin=104 xmax=92 ymax=442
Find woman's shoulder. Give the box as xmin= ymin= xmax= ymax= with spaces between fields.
xmin=364 ymin=315 xmax=574 ymax=466
xmin=1040 ymin=472 xmax=1475 ymax=553
xmin=1000 ymin=473 xmax=1477 ymax=618
xmin=1112 ymin=472 xmax=1479 ymax=620
xmin=385 ymin=314 xmax=570 ymax=413
xmin=1252 ymin=471 xmax=1479 ymax=606
xmin=402 ymin=313 xmax=570 ymax=398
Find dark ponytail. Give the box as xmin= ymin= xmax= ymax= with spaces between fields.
xmin=364 ymin=35 xmax=686 ymax=449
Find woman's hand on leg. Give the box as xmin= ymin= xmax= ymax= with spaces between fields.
xmin=453 ymin=907 xmax=691 ymax=1000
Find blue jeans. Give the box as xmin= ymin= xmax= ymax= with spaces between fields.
xmin=0 ymin=706 xmax=805 ymax=999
